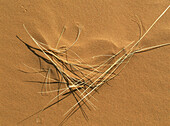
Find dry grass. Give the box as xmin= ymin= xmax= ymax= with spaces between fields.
xmin=17 ymin=5 xmax=170 ymax=125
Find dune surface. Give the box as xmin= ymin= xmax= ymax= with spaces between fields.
xmin=0 ymin=0 xmax=170 ymax=126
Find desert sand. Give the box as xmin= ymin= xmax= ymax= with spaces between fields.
xmin=0 ymin=0 xmax=170 ymax=126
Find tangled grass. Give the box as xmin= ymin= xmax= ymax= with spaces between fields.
xmin=17 ymin=5 xmax=170 ymax=125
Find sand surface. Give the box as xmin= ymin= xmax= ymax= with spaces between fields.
xmin=0 ymin=0 xmax=170 ymax=126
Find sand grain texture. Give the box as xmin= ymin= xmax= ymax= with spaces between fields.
xmin=0 ymin=0 xmax=170 ymax=126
